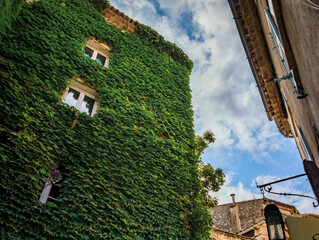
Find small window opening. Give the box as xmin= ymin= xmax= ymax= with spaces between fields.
xmin=96 ymin=53 xmax=106 ymax=66
xmin=85 ymin=39 xmax=110 ymax=67
xmin=39 ymin=168 xmax=64 ymax=204
xmin=62 ymin=79 xmax=99 ymax=116
xmin=85 ymin=47 xmax=94 ymax=58
xmin=243 ymin=229 xmax=255 ymax=237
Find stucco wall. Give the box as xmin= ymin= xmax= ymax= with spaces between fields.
xmin=279 ymin=0 xmax=319 ymax=166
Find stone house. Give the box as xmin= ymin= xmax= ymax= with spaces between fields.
xmin=210 ymin=195 xmax=298 ymax=240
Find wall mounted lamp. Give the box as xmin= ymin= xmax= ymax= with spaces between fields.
xmin=264 ymin=204 xmax=286 ymax=240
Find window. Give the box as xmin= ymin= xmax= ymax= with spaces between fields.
xmin=264 ymin=8 xmax=285 ymax=64
xmin=297 ymin=126 xmax=314 ymax=162
xmin=62 ymin=79 xmax=99 ymax=116
xmin=264 ymin=8 xmax=304 ymax=96
xmin=85 ymin=40 xmax=110 ymax=67
xmin=243 ymin=229 xmax=255 ymax=238
xmin=39 ymin=169 xmax=63 ymax=204
xmin=267 ymin=0 xmax=276 ymax=20
xmin=312 ymin=122 xmax=319 ymax=153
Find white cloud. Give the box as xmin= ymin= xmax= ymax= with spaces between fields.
xmin=211 ymin=172 xmax=261 ymax=204
xmin=295 ymin=197 xmax=319 ymax=214
xmin=254 ymin=175 xmax=319 ymax=214
xmin=212 ymin=173 xmax=319 ymax=214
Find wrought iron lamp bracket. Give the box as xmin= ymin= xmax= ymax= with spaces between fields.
xmin=256 ymin=173 xmax=319 ymax=207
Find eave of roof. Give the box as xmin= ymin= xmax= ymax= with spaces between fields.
xmin=212 ymin=229 xmax=254 ymax=240
xmin=228 ymin=0 xmax=292 ymax=137
xmin=228 ymin=0 xmax=272 ymax=121
xmin=238 ymin=219 xmax=265 ymax=236
xmin=212 ymin=197 xmax=298 ymax=213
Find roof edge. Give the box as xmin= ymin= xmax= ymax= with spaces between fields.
xmin=228 ymin=0 xmax=292 ymax=137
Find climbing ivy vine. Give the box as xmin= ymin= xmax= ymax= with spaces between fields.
xmin=0 ymin=0 xmax=23 ymax=35
xmin=0 ymin=0 xmax=212 ymax=239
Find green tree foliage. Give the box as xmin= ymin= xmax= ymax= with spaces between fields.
xmin=0 ymin=0 xmax=211 ymax=239
xmin=195 ymin=131 xmax=215 ymax=158
xmin=0 ymin=0 xmax=23 ymax=35
xmin=196 ymin=131 xmax=225 ymax=208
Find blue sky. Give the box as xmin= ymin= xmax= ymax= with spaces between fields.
xmin=110 ymin=0 xmax=319 ymax=214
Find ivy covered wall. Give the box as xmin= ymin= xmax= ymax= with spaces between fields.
xmin=0 ymin=0 xmax=211 ymax=239
xmin=0 ymin=0 xmax=23 ymax=35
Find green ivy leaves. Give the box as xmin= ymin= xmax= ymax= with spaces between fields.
xmin=0 ymin=0 xmax=211 ymax=239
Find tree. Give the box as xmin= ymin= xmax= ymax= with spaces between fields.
xmin=196 ymin=131 xmax=225 ymax=208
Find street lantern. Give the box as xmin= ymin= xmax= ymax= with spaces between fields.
xmin=264 ymin=204 xmax=286 ymax=240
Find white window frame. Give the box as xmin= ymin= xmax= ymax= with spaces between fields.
xmin=264 ymin=8 xmax=286 ymax=64
xmin=264 ymin=8 xmax=300 ymax=93
xmin=267 ymin=0 xmax=276 ymax=20
xmin=85 ymin=40 xmax=110 ymax=67
xmin=39 ymin=182 xmax=53 ymax=204
xmin=39 ymin=169 xmax=63 ymax=204
xmin=62 ymin=79 xmax=99 ymax=117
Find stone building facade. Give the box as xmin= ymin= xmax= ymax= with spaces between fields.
xmin=210 ymin=195 xmax=298 ymax=240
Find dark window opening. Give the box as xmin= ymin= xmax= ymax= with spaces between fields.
xmin=85 ymin=47 xmax=94 ymax=58
xmin=243 ymin=229 xmax=255 ymax=237
xmin=96 ymin=53 xmax=106 ymax=65
xmin=47 ymin=181 xmax=63 ymax=202
xmin=39 ymin=168 xmax=64 ymax=204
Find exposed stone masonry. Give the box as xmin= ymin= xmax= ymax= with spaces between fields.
xmin=102 ymin=6 xmax=137 ymax=32
xmin=210 ymin=199 xmax=264 ymax=233
xmin=210 ymin=197 xmax=297 ymax=239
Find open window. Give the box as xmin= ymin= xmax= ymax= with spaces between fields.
xmin=62 ymin=79 xmax=99 ymax=117
xmin=39 ymin=168 xmax=64 ymax=204
xmin=85 ymin=39 xmax=110 ymax=67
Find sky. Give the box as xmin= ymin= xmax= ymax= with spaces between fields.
xmin=110 ymin=0 xmax=319 ymax=214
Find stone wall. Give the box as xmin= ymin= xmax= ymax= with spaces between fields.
xmin=211 ymin=204 xmax=233 ymax=232
xmin=211 ymin=198 xmax=296 ymax=239
xmin=101 ymin=6 xmax=137 ymax=32
xmin=238 ymin=199 xmax=264 ymax=231
xmin=210 ymin=199 xmax=264 ymax=233
xmin=279 ymin=0 xmax=319 ymax=166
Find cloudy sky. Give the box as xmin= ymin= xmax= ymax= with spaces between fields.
xmin=110 ymin=0 xmax=319 ymax=214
